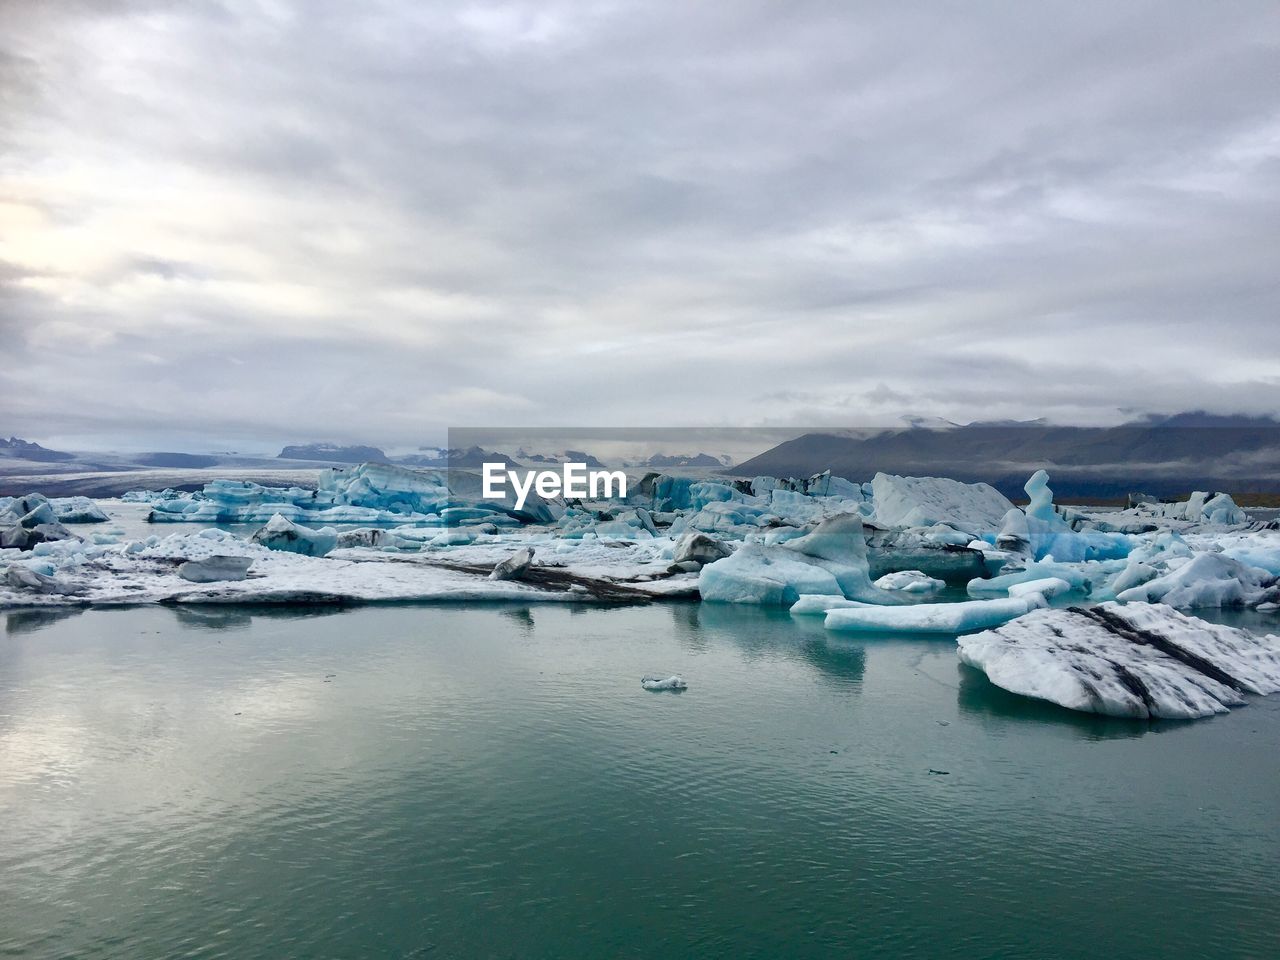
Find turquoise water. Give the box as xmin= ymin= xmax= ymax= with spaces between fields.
xmin=1 ymin=602 xmax=1277 ymax=959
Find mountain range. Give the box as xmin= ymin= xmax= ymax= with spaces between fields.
xmin=728 ymin=413 xmax=1280 ymax=499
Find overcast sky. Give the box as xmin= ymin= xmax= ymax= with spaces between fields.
xmin=1 ymin=1 xmax=1277 ymax=452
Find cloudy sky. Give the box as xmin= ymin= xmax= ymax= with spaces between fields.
xmin=1 ymin=1 xmax=1277 ymax=452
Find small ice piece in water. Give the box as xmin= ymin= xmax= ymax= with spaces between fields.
xmin=641 ymin=675 xmax=688 ymax=691
xmin=489 ymin=547 xmax=535 ymax=581
xmin=178 ymin=555 xmax=254 ymax=583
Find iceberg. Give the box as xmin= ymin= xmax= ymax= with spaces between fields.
xmin=489 ymin=547 xmax=535 ymax=581
xmin=1124 ymin=491 xmax=1249 ymax=526
xmin=178 ymin=555 xmax=253 ymax=583
xmin=873 ymin=570 xmax=944 ymax=593
xmin=672 ymin=531 xmax=732 ymax=567
xmin=958 ymin=602 xmax=1280 ymax=719
xmin=699 ymin=513 xmax=899 ymax=606
xmin=2 ymin=494 xmax=108 ymax=524
xmin=6 ymin=563 xmax=75 ymax=595
xmin=824 ymin=595 xmax=1046 ymax=635
xmin=967 ymin=559 xmax=1095 ymax=598
xmin=139 ymin=461 xmax=552 ymax=526
xmin=1017 ymin=471 xmax=1131 ymax=562
xmin=789 ymin=594 xmax=869 ymax=615
xmin=1115 ymin=553 xmax=1271 ymax=608
xmin=251 ymin=515 xmax=338 ymax=557
xmin=869 ymin=473 xmax=1014 ymax=538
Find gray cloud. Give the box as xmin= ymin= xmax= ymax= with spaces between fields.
xmin=1 ymin=0 xmax=1278 ymax=451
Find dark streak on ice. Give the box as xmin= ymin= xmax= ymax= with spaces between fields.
xmin=1074 ymin=606 xmax=1244 ymax=692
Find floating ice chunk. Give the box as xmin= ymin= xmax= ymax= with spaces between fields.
xmin=641 ymin=675 xmax=688 ymax=691
xmin=0 ymin=526 xmax=35 ymax=550
xmin=699 ymin=543 xmax=845 ymax=605
xmin=430 ymin=528 xmax=476 ymax=547
xmin=49 ymin=496 xmax=109 ymax=523
xmin=958 ymin=602 xmax=1280 ymax=719
xmin=1109 ymin=559 xmax=1159 ymax=595
xmin=489 ymin=547 xmax=535 ymax=581
xmin=1128 ymin=491 xmax=1248 ymax=526
xmin=1007 ymin=577 xmax=1074 ymax=599
xmin=824 ymin=595 xmax=1045 ymax=635
xmin=695 ymin=512 xmax=904 ymax=606
xmin=1116 ymin=552 xmax=1270 ymax=608
xmin=1018 ymin=471 xmax=1131 ymax=562
xmin=334 ymin=528 xmax=418 ymax=551
xmin=1202 ymin=493 xmax=1247 ymax=525
xmin=1 ymin=494 xmax=109 ymax=524
xmin=6 ymin=563 xmax=74 ymax=594
xmin=996 ymin=507 xmax=1031 ymax=553
xmin=687 ymin=500 xmax=771 ymax=533
xmin=967 ymin=560 xmax=1094 ymax=598
xmin=804 ymin=472 xmax=864 ymax=499
xmin=874 ymin=570 xmax=944 ymax=593
xmin=1222 ymin=544 xmax=1280 ymax=577
xmin=673 ymin=531 xmax=731 ymax=566
xmin=178 ymin=555 xmax=253 ymax=583
xmin=866 ymin=527 xmax=990 ymax=583
xmin=1023 ymin=470 xmax=1057 ymax=523
xmin=870 ymin=473 xmax=1014 ymax=538
xmin=790 ymin=594 xmax=869 ymax=615
xmin=250 ymin=515 xmax=337 ymax=557
xmin=769 ymin=489 xmax=825 ymax=522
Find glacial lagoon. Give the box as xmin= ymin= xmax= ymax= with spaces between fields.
xmin=2 ymin=602 xmax=1277 ymax=959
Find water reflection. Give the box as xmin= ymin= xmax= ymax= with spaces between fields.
xmin=500 ymin=606 xmax=536 ymax=634
xmin=5 ymin=607 xmax=88 ymax=635
xmin=674 ymin=601 xmax=867 ymax=689
xmin=167 ymin=603 xmax=356 ymax=632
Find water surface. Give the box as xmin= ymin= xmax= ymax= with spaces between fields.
xmin=2 ymin=603 xmax=1277 ymax=958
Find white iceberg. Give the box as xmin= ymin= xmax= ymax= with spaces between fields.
xmin=1115 ymin=553 xmax=1271 ymax=608
xmin=824 ymin=595 xmax=1047 ymax=635
xmin=869 ymin=473 xmax=1014 ymax=538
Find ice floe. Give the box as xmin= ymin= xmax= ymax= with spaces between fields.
xmin=824 ymin=595 xmax=1047 ymax=635
xmin=958 ymin=602 xmax=1280 ymax=719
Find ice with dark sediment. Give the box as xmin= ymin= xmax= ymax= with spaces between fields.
xmin=958 ymin=602 xmax=1280 ymax=719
